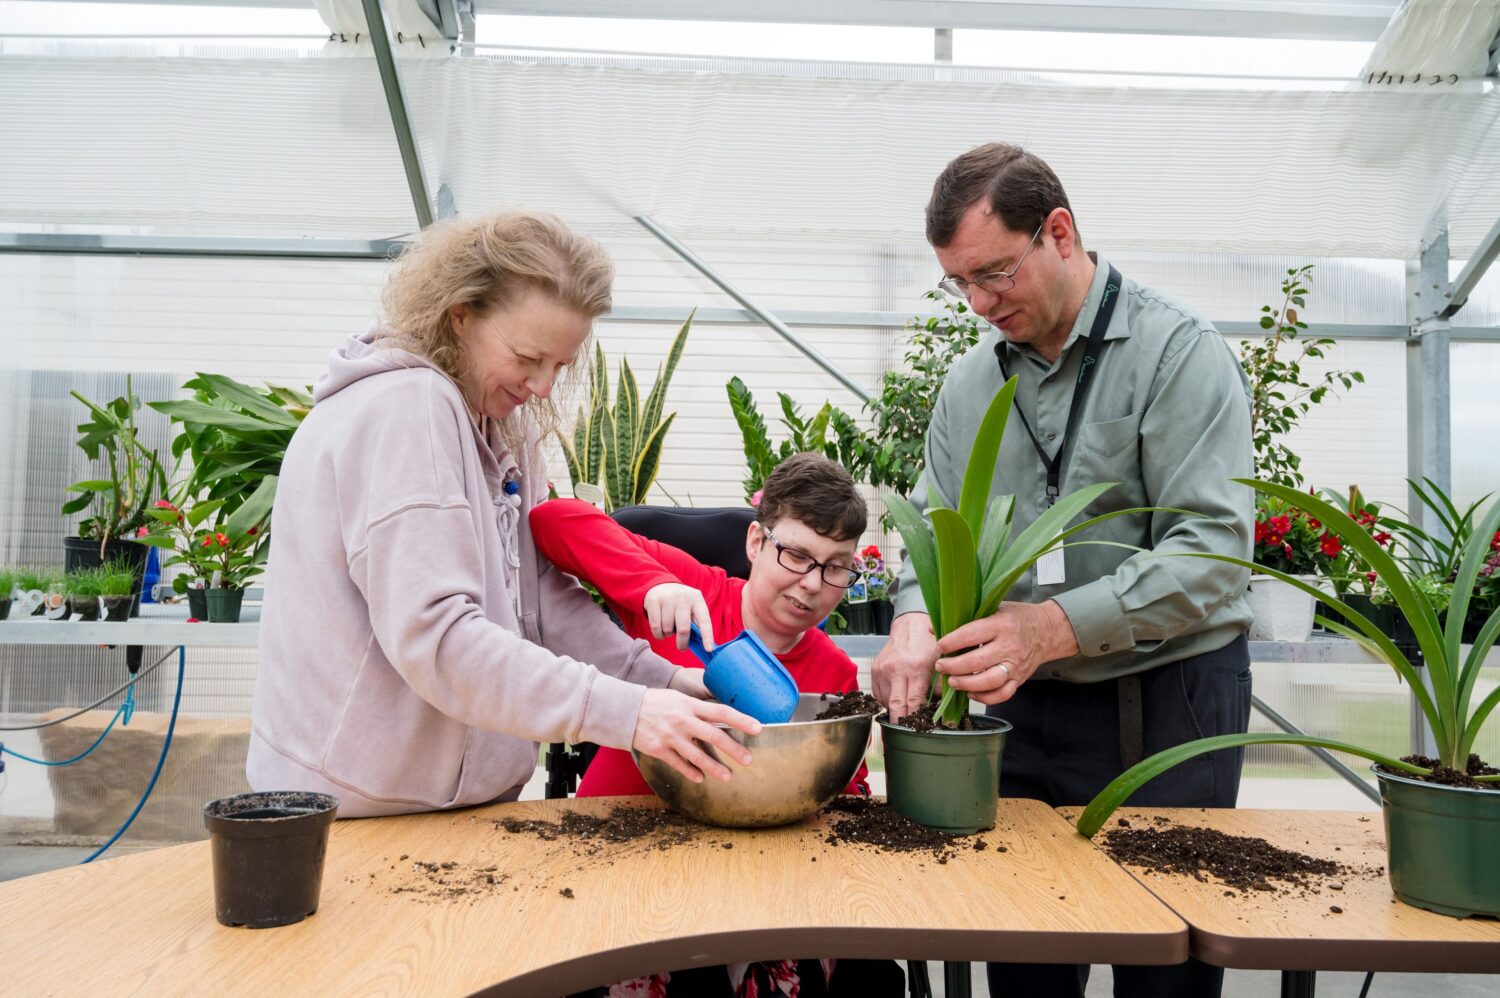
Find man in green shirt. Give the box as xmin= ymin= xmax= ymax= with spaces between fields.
xmin=875 ymin=143 xmax=1254 ymax=998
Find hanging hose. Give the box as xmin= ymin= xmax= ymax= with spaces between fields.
xmin=81 ymin=647 xmax=185 ymax=864
xmin=1 ymin=690 xmax=132 ymax=767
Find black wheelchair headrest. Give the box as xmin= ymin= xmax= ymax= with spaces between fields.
xmin=610 ymin=505 xmax=758 ymax=580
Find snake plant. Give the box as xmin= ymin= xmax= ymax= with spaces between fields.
xmin=1076 ymin=480 xmax=1500 ymax=839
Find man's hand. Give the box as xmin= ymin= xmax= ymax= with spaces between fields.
xmin=643 ymin=582 xmax=714 ymax=651
xmin=872 ymin=612 xmax=939 ymax=723
xmin=633 ymin=688 xmax=761 ymax=784
xmin=934 ymin=600 xmax=1079 ymax=705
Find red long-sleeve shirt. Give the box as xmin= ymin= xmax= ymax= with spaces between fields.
xmin=529 ymin=498 xmax=871 ymax=798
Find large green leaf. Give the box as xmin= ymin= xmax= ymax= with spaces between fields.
xmin=1249 ymin=480 xmax=1450 ymax=732
xmin=930 ymin=508 xmax=977 ymax=640
xmin=977 ymin=482 xmax=1117 ymax=616
xmin=726 ymin=377 xmax=777 ymax=497
xmin=191 ymin=373 xmax=301 ymax=427
xmin=639 ymin=314 xmax=691 ymax=443
xmin=631 ymin=412 xmax=677 ymax=504
xmin=1076 ymin=733 xmax=1427 ymax=838
xmin=958 ymin=378 xmax=1017 ymax=541
xmin=1447 ymin=501 xmax=1500 ymax=742
xmin=976 ymin=494 xmax=1015 ymax=582
xmin=224 ymin=475 xmax=277 ymax=539
xmin=151 ymin=399 xmax=283 ymax=435
xmin=885 ymin=494 xmax=941 ymax=628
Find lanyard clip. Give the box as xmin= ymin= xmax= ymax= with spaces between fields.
xmin=1045 ymin=483 xmax=1060 ymax=506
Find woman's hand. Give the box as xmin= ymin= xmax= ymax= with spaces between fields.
xmin=643 ymin=582 xmax=714 ymax=651
xmin=633 ymin=689 xmax=761 ymax=784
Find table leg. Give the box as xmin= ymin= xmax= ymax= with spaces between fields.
xmin=1281 ymin=969 xmax=1316 ymax=998
xmin=943 ymin=960 xmax=971 ymax=997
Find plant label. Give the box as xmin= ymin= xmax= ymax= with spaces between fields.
xmin=1036 ymin=547 xmax=1066 ymax=586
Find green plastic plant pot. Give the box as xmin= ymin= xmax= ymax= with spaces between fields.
xmin=879 ymin=715 xmax=1011 ymax=834
xmin=1376 ymin=768 xmax=1500 ymax=918
xmin=206 ymin=587 xmax=245 ymax=623
xmin=187 ymin=587 xmax=208 ymax=621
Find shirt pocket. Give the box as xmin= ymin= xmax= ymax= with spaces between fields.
xmin=1070 ymin=410 xmax=1147 ymax=510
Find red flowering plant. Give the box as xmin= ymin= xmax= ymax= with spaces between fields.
xmin=138 ymin=476 xmax=276 ymax=591
xmin=1315 ymin=485 xmax=1395 ymax=596
xmin=1252 ymin=493 xmax=1349 ymax=577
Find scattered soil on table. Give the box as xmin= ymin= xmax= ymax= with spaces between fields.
xmin=1379 ymin=753 xmax=1500 ymax=790
xmin=375 ymin=859 xmax=510 ymax=902
xmin=496 ymin=805 xmax=720 ymax=857
xmin=1100 ymin=815 xmax=1379 ymax=898
xmin=819 ymin=796 xmax=998 ymax=864
xmin=813 ymin=690 xmax=885 ymax=720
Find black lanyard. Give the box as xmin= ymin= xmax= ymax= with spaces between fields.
xmin=994 ymin=265 xmax=1122 ymax=506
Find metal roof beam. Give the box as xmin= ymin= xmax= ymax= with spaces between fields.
xmin=1441 ymin=214 xmax=1500 ymax=319
xmin=361 ymin=0 xmax=435 ymax=229
xmin=473 ymin=1 xmax=1401 ymax=42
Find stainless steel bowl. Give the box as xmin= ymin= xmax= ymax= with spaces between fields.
xmin=633 ymin=692 xmax=880 ymax=828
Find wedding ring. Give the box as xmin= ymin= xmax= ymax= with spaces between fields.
xmin=998 ymin=662 xmax=1013 ymax=679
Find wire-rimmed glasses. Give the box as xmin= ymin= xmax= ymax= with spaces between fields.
xmin=936 ymin=219 xmax=1046 ymax=301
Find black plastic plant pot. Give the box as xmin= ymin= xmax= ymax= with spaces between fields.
xmin=187 ymin=587 xmax=208 ymax=620
xmin=206 ymin=587 xmax=245 ymax=623
xmin=68 ymin=596 xmax=101 ymax=622
xmin=62 ymin=536 xmax=148 ymax=617
xmin=100 ymin=596 xmax=132 ymax=622
xmin=0 ymin=597 xmax=10 ymax=621
xmin=203 ymin=791 xmax=340 ymax=929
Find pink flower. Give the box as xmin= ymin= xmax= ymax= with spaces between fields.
xmin=136 ymin=526 xmax=149 ymax=538
xmin=750 ymin=489 xmax=763 ymax=507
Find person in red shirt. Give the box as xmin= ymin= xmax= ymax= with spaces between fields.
xmin=529 ymin=451 xmax=872 ymax=798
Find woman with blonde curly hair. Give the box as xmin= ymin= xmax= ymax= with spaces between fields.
xmin=249 ymin=211 xmax=759 ymax=817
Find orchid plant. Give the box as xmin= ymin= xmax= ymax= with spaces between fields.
xmin=884 ymin=376 xmax=1158 ymax=730
xmin=1077 ymin=481 xmax=1500 ymax=839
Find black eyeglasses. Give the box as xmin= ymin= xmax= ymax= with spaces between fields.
xmin=762 ymin=528 xmax=862 ymax=589
xmin=937 ymin=219 xmax=1046 ymax=301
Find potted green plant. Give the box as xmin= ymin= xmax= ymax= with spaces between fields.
xmin=1381 ymin=479 xmax=1497 ymax=645
xmin=97 ymin=559 xmax=141 ymax=621
xmin=880 ymin=377 xmax=1150 ymax=833
xmin=1076 ymin=480 xmax=1500 ymax=918
xmin=14 ymin=569 xmax=56 ymax=617
xmin=562 ymin=316 xmax=691 ymax=510
xmin=64 ymin=567 xmax=104 ymax=621
xmin=141 ymin=494 xmax=230 ymax=620
xmin=193 ymin=478 xmax=275 ymax=622
xmin=1246 ymin=492 xmax=1347 ymax=640
xmin=61 ymin=377 xmax=168 ymax=613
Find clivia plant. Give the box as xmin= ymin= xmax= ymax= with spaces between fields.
xmin=883 ymin=376 xmax=1156 ymax=730
xmin=1076 ymin=481 xmax=1500 ymax=916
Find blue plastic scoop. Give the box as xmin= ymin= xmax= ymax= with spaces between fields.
xmin=686 ymin=623 xmax=799 ymax=724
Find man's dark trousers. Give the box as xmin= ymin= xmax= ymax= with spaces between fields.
xmin=983 ymin=634 xmax=1252 ymax=998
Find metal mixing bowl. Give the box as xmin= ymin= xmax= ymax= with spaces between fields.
xmin=633 ymin=693 xmax=881 ymax=828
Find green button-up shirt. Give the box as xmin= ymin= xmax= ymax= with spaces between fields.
xmin=892 ymin=253 xmax=1255 ymax=683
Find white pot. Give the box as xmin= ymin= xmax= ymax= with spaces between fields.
xmin=1245 ymin=574 xmax=1317 ymax=642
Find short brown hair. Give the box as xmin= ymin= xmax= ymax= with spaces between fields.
xmin=926 ymin=143 xmax=1075 ymax=248
xmin=380 ymin=210 xmax=613 ymax=438
xmin=756 ymin=452 xmax=866 ymax=542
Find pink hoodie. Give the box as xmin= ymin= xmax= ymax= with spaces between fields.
xmin=247 ymin=331 xmax=679 ymax=817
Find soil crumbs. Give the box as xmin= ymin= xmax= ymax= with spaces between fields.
xmin=1384 ymin=753 xmax=1499 ymax=789
xmin=377 ymin=859 xmax=510 ymax=902
xmin=814 ymin=690 xmax=885 ymax=720
xmin=496 ymin=806 xmax=712 ymax=857
xmin=820 ymin=796 xmax=998 ymax=864
xmin=887 ymin=700 xmax=979 ymax=733
xmin=1101 ymin=815 xmax=1377 ymax=898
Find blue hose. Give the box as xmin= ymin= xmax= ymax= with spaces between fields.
xmin=82 ymin=647 xmax=185 ymax=864
xmin=2 ymin=692 xmax=132 ymax=767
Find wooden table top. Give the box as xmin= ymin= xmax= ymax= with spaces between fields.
xmin=0 ymin=796 xmax=1185 ymax=996
xmin=1060 ymin=807 xmax=1500 ymax=974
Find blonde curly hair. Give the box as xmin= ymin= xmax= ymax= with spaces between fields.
xmin=380 ymin=210 xmax=613 ymax=441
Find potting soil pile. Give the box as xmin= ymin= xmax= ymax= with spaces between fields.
xmin=812 ymin=690 xmax=884 ymax=720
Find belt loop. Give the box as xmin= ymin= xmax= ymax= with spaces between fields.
xmin=1118 ymin=674 xmax=1144 ymax=769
